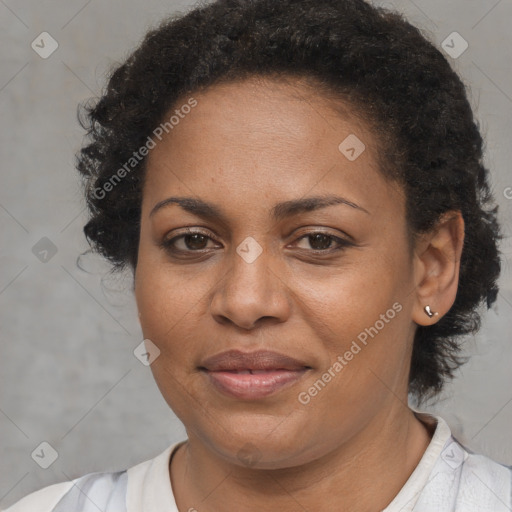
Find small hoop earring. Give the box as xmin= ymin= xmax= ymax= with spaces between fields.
xmin=424 ymin=305 xmax=439 ymax=318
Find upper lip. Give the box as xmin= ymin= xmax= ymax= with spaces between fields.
xmin=199 ymin=349 xmax=311 ymax=372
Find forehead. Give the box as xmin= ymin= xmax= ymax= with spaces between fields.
xmin=142 ymin=76 xmax=399 ymax=217
xmin=160 ymin=76 xmax=374 ymax=153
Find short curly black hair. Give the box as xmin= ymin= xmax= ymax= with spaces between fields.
xmin=76 ymin=0 xmax=501 ymax=402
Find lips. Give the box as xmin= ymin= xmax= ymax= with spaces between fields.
xmin=199 ymin=349 xmax=311 ymax=400
xmin=199 ymin=349 xmax=310 ymax=372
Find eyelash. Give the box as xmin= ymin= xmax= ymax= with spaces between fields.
xmin=160 ymin=228 xmax=353 ymax=256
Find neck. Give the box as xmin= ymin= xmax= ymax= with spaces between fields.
xmin=170 ymin=407 xmax=433 ymax=512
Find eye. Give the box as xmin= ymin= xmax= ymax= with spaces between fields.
xmin=160 ymin=228 xmax=353 ymax=258
xmin=161 ymin=229 xmax=220 ymax=254
xmin=293 ymin=231 xmax=352 ymax=252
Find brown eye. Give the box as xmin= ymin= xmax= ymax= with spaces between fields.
xmin=294 ymin=232 xmax=351 ymax=252
xmin=161 ymin=229 xmax=219 ymax=254
xmin=307 ymin=233 xmax=335 ymax=250
xmin=181 ymin=233 xmax=209 ymax=250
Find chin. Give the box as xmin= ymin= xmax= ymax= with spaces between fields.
xmin=196 ymin=415 xmax=321 ymax=468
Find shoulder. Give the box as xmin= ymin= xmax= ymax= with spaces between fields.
xmin=2 ymin=471 xmax=128 ymax=512
xmin=422 ymin=435 xmax=512 ymax=511
xmin=2 ymin=480 xmax=75 ymax=512
xmin=408 ymin=413 xmax=512 ymax=511
xmin=456 ymin=444 xmax=512 ymax=509
xmin=2 ymin=470 xmax=127 ymax=512
xmin=2 ymin=441 xmax=185 ymax=512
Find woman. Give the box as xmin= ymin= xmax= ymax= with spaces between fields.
xmin=5 ymin=0 xmax=510 ymax=510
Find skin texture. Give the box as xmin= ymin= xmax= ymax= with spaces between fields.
xmin=134 ymin=76 xmax=464 ymax=511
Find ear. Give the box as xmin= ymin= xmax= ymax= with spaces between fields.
xmin=411 ymin=211 xmax=465 ymax=326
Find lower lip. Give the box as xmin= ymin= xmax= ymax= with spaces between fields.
xmin=202 ymin=369 xmax=309 ymax=400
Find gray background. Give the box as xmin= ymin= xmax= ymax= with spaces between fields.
xmin=1 ymin=0 xmax=511 ymax=508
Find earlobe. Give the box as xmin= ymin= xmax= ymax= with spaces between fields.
xmin=412 ymin=211 xmax=465 ymax=326
xmin=423 ymin=305 xmax=439 ymax=318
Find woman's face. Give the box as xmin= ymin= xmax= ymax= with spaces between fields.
xmin=135 ymin=77 xmax=419 ymax=468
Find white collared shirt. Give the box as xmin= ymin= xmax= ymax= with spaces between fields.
xmin=3 ymin=415 xmax=511 ymax=512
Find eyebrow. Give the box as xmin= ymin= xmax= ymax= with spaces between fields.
xmin=149 ymin=194 xmax=370 ymax=222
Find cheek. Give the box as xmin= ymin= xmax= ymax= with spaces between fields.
xmin=293 ymin=252 xmax=412 ymax=389
xmin=134 ymin=256 xmax=204 ymax=415
xmin=290 ymin=257 xmax=400 ymax=336
xmin=134 ymin=248 xmax=200 ymax=358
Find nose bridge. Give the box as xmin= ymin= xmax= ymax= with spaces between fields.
xmin=226 ymin=235 xmax=274 ymax=302
xmin=211 ymin=235 xmax=289 ymax=328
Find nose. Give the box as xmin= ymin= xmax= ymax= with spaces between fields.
xmin=210 ymin=241 xmax=291 ymax=331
